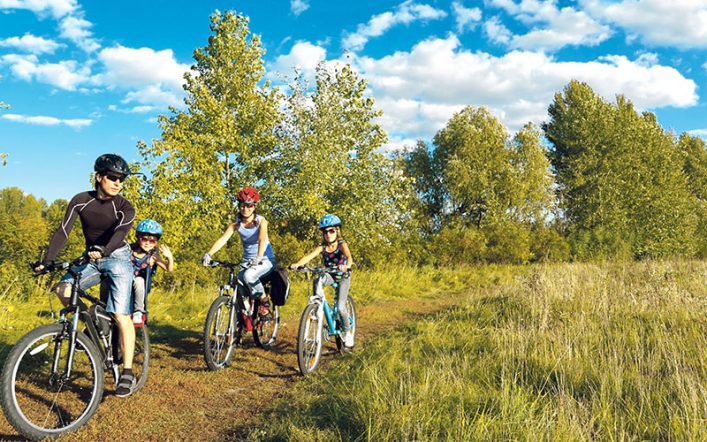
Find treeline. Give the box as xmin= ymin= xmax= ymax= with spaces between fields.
xmin=1 ymin=11 xmax=706 ymax=295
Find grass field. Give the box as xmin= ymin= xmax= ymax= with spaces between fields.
xmin=1 ymin=261 xmax=705 ymax=441
xmin=261 ymin=260 xmax=707 ymax=441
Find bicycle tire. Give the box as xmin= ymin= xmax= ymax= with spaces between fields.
xmin=253 ymin=305 xmax=280 ymax=349
xmin=203 ymin=296 xmax=236 ymax=371
xmin=297 ymin=303 xmax=323 ymax=376
xmin=132 ymin=325 xmax=150 ymax=391
xmin=1 ymin=324 xmax=104 ymax=441
xmin=336 ymin=296 xmax=357 ymax=353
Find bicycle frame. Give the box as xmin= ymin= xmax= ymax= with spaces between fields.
xmin=50 ymin=259 xmax=119 ymax=383
xmin=309 ymin=275 xmax=342 ymax=337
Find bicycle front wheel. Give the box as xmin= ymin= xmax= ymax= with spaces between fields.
xmin=132 ymin=325 xmax=150 ymax=391
xmin=297 ymin=303 xmax=323 ymax=376
xmin=253 ymin=305 xmax=280 ymax=349
xmin=203 ymin=296 xmax=236 ymax=371
xmin=1 ymin=323 xmax=104 ymax=441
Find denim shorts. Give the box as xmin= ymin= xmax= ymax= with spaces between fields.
xmin=60 ymin=244 xmax=134 ymax=315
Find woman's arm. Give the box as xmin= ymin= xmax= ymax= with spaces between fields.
xmin=257 ymin=217 xmax=268 ymax=257
xmin=207 ymin=223 xmax=236 ymax=256
xmin=291 ymin=246 xmax=324 ymax=268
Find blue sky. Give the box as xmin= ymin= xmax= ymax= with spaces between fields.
xmin=1 ymin=0 xmax=706 ymax=202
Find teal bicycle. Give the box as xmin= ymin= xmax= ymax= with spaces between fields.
xmin=294 ymin=266 xmax=356 ymax=375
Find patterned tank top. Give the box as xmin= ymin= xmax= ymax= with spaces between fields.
xmin=322 ymin=240 xmax=350 ymax=283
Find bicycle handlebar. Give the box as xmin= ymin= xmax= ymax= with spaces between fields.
xmin=208 ymin=260 xmax=240 ymax=270
xmin=292 ymin=265 xmax=341 ymax=275
xmin=30 ymin=255 xmax=90 ymax=276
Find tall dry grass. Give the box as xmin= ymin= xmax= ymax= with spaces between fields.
xmin=264 ymin=260 xmax=707 ymax=441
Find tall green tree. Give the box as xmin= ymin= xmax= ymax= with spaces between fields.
xmin=132 ymin=11 xmax=281 ymax=255
xmin=269 ymin=63 xmax=415 ymax=265
xmin=543 ymin=80 xmax=696 ymax=259
xmin=403 ymin=107 xmax=556 ymax=264
xmin=0 ymin=188 xmax=48 ymax=262
xmin=676 ymin=133 xmax=707 ymax=256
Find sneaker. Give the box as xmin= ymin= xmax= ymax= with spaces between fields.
xmin=115 ymin=373 xmax=135 ymax=398
xmin=343 ymin=330 xmax=354 ymax=348
xmin=132 ymin=311 xmax=145 ymax=327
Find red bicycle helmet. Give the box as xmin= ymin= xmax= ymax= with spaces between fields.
xmin=236 ymin=187 xmax=260 ymax=204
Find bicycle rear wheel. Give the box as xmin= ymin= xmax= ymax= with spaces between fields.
xmin=253 ymin=304 xmax=280 ymax=349
xmin=336 ymin=296 xmax=357 ymax=353
xmin=297 ymin=304 xmax=323 ymax=376
xmin=1 ymin=323 xmax=104 ymax=441
xmin=203 ymin=296 xmax=236 ymax=371
xmin=132 ymin=325 xmax=150 ymax=391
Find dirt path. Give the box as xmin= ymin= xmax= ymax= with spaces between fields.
xmin=0 ymin=295 xmax=461 ymax=441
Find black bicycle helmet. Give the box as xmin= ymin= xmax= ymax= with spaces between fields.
xmin=94 ymin=153 xmax=131 ymax=176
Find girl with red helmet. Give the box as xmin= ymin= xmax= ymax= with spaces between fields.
xmin=203 ymin=187 xmax=276 ymax=318
xmin=290 ymin=214 xmax=355 ymax=348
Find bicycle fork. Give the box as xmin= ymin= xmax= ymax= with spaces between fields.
xmin=50 ymin=308 xmax=81 ymax=384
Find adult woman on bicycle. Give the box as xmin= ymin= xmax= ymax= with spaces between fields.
xmin=33 ymin=153 xmax=138 ymax=397
xmin=291 ymin=214 xmax=355 ymax=348
xmin=203 ymin=187 xmax=276 ymax=318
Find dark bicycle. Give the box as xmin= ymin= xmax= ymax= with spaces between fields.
xmin=0 ymin=256 xmax=149 ymax=441
xmin=203 ymin=260 xmax=281 ymax=371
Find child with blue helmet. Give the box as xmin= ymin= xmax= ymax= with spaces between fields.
xmin=290 ymin=214 xmax=355 ymax=348
xmin=130 ymin=219 xmax=175 ymax=326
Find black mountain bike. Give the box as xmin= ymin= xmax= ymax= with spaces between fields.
xmin=0 ymin=256 xmax=149 ymax=441
xmin=203 ymin=260 xmax=280 ymax=371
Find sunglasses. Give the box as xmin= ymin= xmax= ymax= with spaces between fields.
xmin=239 ymin=203 xmax=255 ymax=209
xmin=104 ymin=174 xmax=126 ymax=183
xmin=139 ymin=236 xmax=157 ymax=244
xmin=323 ymin=228 xmax=337 ymax=235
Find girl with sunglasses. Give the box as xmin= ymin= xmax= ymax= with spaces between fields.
xmin=130 ymin=219 xmax=175 ymax=326
xmin=203 ymin=187 xmax=276 ymax=318
xmin=290 ymin=214 xmax=355 ymax=348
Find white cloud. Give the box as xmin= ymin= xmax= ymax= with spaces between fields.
xmin=688 ymin=129 xmax=707 ymax=139
xmin=451 ymin=1 xmax=482 ymax=33
xmin=290 ymin=0 xmax=309 ymax=16
xmin=96 ymin=46 xmax=189 ymax=91
xmin=108 ymin=104 xmax=156 ymax=113
xmin=0 ymin=0 xmax=77 ymax=19
xmin=0 ymin=34 xmax=63 ymax=54
xmin=59 ymin=15 xmax=100 ymax=52
xmin=354 ymin=35 xmax=698 ymax=140
xmin=582 ymin=0 xmax=707 ymax=48
xmin=486 ymin=0 xmax=612 ymax=51
xmin=1 ymin=53 xmax=90 ymax=90
xmin=342 ymin=1 xmax=447 ymax=51
xmin=2 ymin=112 xmax=92 ymax=128
xmin=270 ymin=41 xmax=326 ymax=79
xmin=484 ymin=16 xmax=512 ymax=45
xmin=121 ymin=85 xmax=182 ymax=108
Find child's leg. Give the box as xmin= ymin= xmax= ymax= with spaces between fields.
xmin=335 ymin=277 xmax=352 ymax=333
xmin=133 ymin=276 xmax=146 ymax=312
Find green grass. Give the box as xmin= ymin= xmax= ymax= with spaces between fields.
xmin=2 ymin=261 xmax=704 ymax=441
xmin=0 ymin=265 xmax=516 ymax=359
xmin=261 ymin=260 xmax=707 ymax=441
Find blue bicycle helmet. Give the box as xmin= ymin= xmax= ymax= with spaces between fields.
xmin=319 ymin=214 xmax=342 ymax=230
xmin=136 ymin=219 xmax=163 ymax=238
